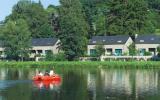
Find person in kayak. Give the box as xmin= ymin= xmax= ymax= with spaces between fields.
xmin=44 ymin=70 xmax=50 ymax=76
xmin=38 ymin=71 xmax=43 ymax=76
xmin=49 ymin=69 xmax=55 ymax=76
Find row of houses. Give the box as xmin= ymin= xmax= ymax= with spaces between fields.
xmin=0 ymin=34 xmax=160 ymax=61
xmin=88 ymin=34 xmax=160 ymax=57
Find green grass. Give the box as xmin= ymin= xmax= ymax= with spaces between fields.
xmin=0 ymin=61 xmax=160 ymax=69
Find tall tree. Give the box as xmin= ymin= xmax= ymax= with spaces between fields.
xmin=5 ymin=0 xmax=54 ymax=38
xmin=58 ymin=0 xmax=88 ymax=60
xmin=2 ymin=19 xmax=31 ymax=61
xmin=106 ymin=0 xmax=151 ymax=36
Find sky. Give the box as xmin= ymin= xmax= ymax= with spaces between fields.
xmin=0 ymin=0 xmax=59 ymax=21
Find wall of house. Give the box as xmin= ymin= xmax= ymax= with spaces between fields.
xmin=136 ymin=44 xmax=159 ymax=51
xmin=0 ymin=47 xmax=4 ymax=51
xmin=136 ymin=44 xmax=159 ymax=55
xmin=88 ymin=37 xmax=133 ymax=56
xmin=31 ymin=40 xmax=60 ymax=57
xmin=125 ymin=37 xmax=133 ymax=47
xmin=88 ymin=44 xmax=129 ymax=56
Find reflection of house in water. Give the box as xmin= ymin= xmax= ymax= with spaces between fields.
xmin=87 ymin=72 xmax=96 ymax=100
xmin=100 ymin=69 xmax=132 ymax=96
xmin=0 ymin=68 xmax=8 ymax=80
xmin=135 ymin=70 xmax=158 ymax=98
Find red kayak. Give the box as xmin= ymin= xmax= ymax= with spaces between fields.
xmin=33 ymin=75 xmax=61 ymax=81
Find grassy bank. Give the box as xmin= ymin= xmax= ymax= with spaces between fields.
xmin=0 ymin=61 xmax=160 ymax=69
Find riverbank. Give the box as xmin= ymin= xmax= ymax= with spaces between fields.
xmin=0 ymin=61 xmax=160 ymax=68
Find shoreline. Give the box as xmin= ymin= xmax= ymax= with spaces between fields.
xmin=0 ymin=61 xmax=159 ymax=68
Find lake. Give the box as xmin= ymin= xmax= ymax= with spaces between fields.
xmin=0 ymin=67 xmax=159 ymax=100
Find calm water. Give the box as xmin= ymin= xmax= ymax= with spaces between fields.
xmin=0 ymin=67 xmax=160 ymax=100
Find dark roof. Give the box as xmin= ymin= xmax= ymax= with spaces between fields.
xmin=0 ymin=38 xmax=59 ymax=47
xmin=32 ymin=38 xmax=59 ymax=46
xmin=135 ymin=34 xmax=160 ymax=44
xmin=89 ymin=35 xmax=130 ymax=45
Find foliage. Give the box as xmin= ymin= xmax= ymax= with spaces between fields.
xmin=144 ymin=51 xmax=152 ymax=56
xmin=58 ymin=0 xmax=89 ymax=61
xmin=0 ymin=61 xmax=160 ymax=69
xmin=95 ymin=44 xmax=105 ymax=57
xmin=128 ymin=43 xmax=137 ymax=56
xmin=45 ymin=50 xmax=54 ymax=61
xmin=5 ymin=0 xmax=54 ymax=38
xmin=45 ymin=51 xmax=67 ymax=61
xmin=2 ymin=19 xmax=31 ymax=61
xmin=157 ymin=47 xmax=160 ymax=57
xmin=53 ymin=52 xmax=67 ymax=61
xmin=106 ymin=0 xmax=150 ymax=36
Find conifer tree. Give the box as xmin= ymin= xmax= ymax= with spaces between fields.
xmin=58 ymin=0 xmax=88 ymax=60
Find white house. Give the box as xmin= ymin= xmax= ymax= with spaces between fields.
xmin=88 ymin=35 xmax=133 ymax=56
xmin=30 ymin=38 xmax=60 ymax=58
xmin=135 ymin=34 xmax=160 ymax=56
xmin=0 ymin=38 xmax=60 ymax=60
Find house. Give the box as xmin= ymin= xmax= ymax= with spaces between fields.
xmin=88 ymin=35 xmax=133 ymax=56
xmin=0 ymin=37 xmax=60 ymax=60
xmin=30 ymin=38 xmax=60 ymax=59
xmin=135 ymin=34 xmax=160 ymax=56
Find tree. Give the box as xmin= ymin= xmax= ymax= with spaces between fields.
xmin=106 ymin=0 xmax=151 ymax=36
xmin=128 ymin=43 xmax=137 ymax=56
xmin=45 ymin=50 xmax=54 ymax=61
xmin=157 ymin=47 xmax=160 ymax=57
xmin=2 ymin=19 xmax=31 ymax=61
xmin=58 ymin=0 xmax=89 ymax=61
xmin=95 ymin=44 xmax=105 ymax=57
xmin=5 ymin=0 xmax=54 ymax=38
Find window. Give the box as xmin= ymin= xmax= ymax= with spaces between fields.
xmin=92 ymin=41 xmax=96 ymax=43
xmin=31 ymin=50 xmax=36 ymax=54
xmin=37 ymin=50 xmax=42 ymax=54
xmin=106 ymin=48 xmax=112 ymax=55
xmin=140 ymin=40 xmax=144 ymax=42
xmin=139 ymin=48 xmax=146 ymax=56
xmin=45 ymin=50 xmax=52 ymax=54
xmin=117 ymin=40 xmax=122 ymax=43
xmin=115 ymin=49 xmax=122 ymax=56
xmin=90 ymin=49 xmax=96 ymax=56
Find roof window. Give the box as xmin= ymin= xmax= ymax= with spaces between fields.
xmin=92 ymin=41 xmax=96 ymax=43
xmin=151 ymin=38 xmax=155 ymax=40
xmin=140 ymin=40 xmax=144 ymax=42
xmin=117 ymin=40 xmax=122 ymax=43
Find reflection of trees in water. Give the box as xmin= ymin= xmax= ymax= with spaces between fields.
xmin=135 ymin=70 xmax=158 ymax=99
xmin=99 ymin=69 xmax=159 ymax=99
xmin=100 ymin=69 xmax=132 ymax=95
xmin=59 ymin=70 xmax=88 ymax=100
xmin=0 ymin=82 xmax=32 ymax=100
xmin=87 ymin=72 xmax=96 ymax=100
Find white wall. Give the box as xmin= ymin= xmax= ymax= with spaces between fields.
xmin=87 ymin=37 xmax=133 ymax=56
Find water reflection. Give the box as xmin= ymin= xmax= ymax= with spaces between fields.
xmin=99 ymin=69 xmax=159 ymax=99
xmin=0 ymin=68 xmax=159 ymax=100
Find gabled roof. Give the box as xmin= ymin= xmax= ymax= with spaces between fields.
xmin=135 ymin=34 xmax=160 ymax=44
xmin=89 ymin=35 xmax=130 ymax=45
xmin=32 ymin=38 xmax=59 ymax=46
xmin=0 ymin=38 xmax=59 ymax=47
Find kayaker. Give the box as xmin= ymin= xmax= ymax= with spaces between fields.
xmin=49 ymin=70 xmax=55 ymax=76
xmin=38 ymin=71 xmax=43 ymax=76
xmin=44 ymin=71 xmax=50 ymax=76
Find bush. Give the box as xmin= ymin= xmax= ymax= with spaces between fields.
xmin=45 ymin=51 xmax=54 ymax=61
xmin=144 ymin=51 xmax=152 ymax=56
xmin=54 ymin=52 xmax=67 ymax=61
xmin=45 ymin=51 xmax=67 ymax=61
